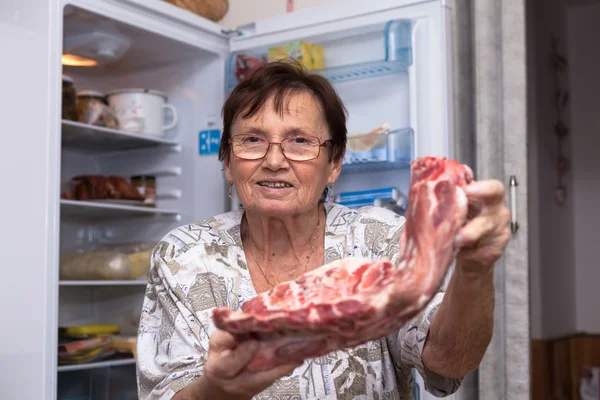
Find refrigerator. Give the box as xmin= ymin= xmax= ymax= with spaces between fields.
xmin=1 ymin=0 xmax=463 ymax=399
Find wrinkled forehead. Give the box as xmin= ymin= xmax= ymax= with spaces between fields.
xmin=236 ymin=89 xmax=325 ymax=124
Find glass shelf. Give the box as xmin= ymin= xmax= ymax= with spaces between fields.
xmin=57 ymin=356 xmax=135 ymax=372
xmin=61 ymin=120 xmax=178 ymax=153
xmin=60 ymin=200 xmax=180 ymax=219
xmin=59 ymin=280 xmax=147 ymax=286
xmin=341 ymin=127 xmax=414 ymax=174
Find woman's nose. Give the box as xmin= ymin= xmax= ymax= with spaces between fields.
xmin=263 ymin=142 xmax=289 ymax=169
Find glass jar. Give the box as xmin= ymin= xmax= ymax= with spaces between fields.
xmin=76 ymin=91 xmax=119 ymax=129
xmin=62 ymin=75 xmax=77 ymax=121
xmin=131 ymin=175 xmax=156 ymax=207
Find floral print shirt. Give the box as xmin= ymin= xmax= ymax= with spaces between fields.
xmin=136 ymin=202 xmax=462 ymax=399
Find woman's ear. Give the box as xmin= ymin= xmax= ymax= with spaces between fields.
xmin=328 ymin=155 xmax=343 ymax=184
xmin=224 ymin=155 xmax=233 ymax=183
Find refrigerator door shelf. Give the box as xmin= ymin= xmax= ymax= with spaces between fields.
xmin=342 ymin=127 xmax=414 ymax=174
xmin=225 ymin=18 xmax=413 ymax=93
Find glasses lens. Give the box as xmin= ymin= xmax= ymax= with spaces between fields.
xmin=232 ymin=135 xmax=268 ymax=159
xmin=282 ymin=136 xmax=321 ymax=161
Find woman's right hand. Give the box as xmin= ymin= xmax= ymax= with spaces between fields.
xmin=203 ymin=329 xmax=301 ymax=399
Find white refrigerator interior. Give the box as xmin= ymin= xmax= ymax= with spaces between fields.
xmin=1 ymin=0 xmax=456 ymax=399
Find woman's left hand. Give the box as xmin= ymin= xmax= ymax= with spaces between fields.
xmin=453 ymin=179 xmax=511 ymax=277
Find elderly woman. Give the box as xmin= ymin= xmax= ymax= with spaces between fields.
xmin=136 ymin=61 xmax=511 ymax=400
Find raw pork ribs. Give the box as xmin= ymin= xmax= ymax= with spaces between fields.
xmin=212 ymin=156 xmax=474 ymax=371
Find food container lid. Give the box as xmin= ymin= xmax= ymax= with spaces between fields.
xmin=62 ymin=75 xmax=73 ymax=83
xmin=106 ymin=88 xmax=169 ymax=100
xmin=77 ymin=90 xmax=105 ymax=98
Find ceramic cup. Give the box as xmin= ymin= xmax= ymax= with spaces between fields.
xmin=106 ymin=88 xmax=177 ymax=136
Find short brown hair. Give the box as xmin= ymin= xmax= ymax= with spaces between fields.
xmin=218 ymin=60 xmax=347 ymax=163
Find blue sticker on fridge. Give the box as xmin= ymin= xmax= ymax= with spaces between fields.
xmin=199 ymin=130 xmax=221 ymax=155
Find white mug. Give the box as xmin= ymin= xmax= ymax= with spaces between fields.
xmin=106 ymin=88 xmax=178 ymax=136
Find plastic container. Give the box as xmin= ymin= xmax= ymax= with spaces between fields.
xmin=59 ymin=241 xmax=153 ymax=281
xmin=344 ymin=128 xmax=413 ymax=167
xmin=385 ymin=20 xmax=413 ymax=65
xmin=59 ymin=325 xmax=120 ymax=339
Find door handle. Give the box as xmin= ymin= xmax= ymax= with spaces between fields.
xmin=509 ymin=175 xmax=519 ymax=233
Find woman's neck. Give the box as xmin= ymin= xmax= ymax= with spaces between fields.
xmin=242 ymin=203 xmax=323 ymax=259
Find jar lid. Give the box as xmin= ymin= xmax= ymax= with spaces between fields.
xmin=106 ymin=88 xmax=168 ymax=100
xmin=77 ymin=90 xmax=105 ymax=98
xmin=62 ymin=75 xmax=73 ymax=83
xmin=131 ymin=175 xmax=156 ymax=180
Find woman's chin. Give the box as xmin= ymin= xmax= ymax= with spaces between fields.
xmin=242 ymin=198 xmax=314 ymax=217
xmin=244 ymin=202 xmax=295 ymax=216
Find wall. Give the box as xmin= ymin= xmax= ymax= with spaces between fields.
xmin=527 ymin=0 xmax=542 ymax=340
xmin=529 ymin=0 xmax=578 ymax=340
xmin=567 ymin=3 xmax=600 ymax=333
xmin=530 ymin=0 xmax=600 ymax=339
xmin=220 ymin=0 xmax=344 ymax=28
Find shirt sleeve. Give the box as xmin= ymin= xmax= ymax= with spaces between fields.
xmin=359 ymin=206 xmax=463 ymax=396
xmin=136 ymin=240 xmax=209 ymax=400
xmin=387 ymin=290 xmax=463 ymax=397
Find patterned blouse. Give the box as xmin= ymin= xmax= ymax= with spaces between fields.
xmin=136 ymin=202 xmax=462 ymax=399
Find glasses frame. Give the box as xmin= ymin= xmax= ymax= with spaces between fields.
xmin=229 ymin=134 xmax=333 ymax=162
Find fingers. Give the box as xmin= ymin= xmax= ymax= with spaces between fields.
xmin=208 ymin=330 xmax=239 ymax=353
xmin=207 ymin=331 xmax=260 ymax=380
xmin=455 ymin=215 xmax=496 ymax=248
xmin=248 ymin=362 xmax=303 ymax=383
xmin=464 ymin=179 xmax=505 ymax=204
xmin=207 ymin=339 xmax=259 ymax=379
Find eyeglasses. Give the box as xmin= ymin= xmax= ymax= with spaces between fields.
xmin=229 ymin=134 xmax=333 ymax=161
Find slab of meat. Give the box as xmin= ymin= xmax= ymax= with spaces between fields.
xmin=212 ymin=156 xmax=474 ymax=371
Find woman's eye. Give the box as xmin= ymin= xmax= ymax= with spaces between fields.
xmin=244 ymin=136 xmax=263 ymax=144
xmin=292 ymin=136 xmax=310 ymax=144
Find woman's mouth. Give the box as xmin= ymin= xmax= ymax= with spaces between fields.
xmin=257 ymin=181 xmax=293 ymax=188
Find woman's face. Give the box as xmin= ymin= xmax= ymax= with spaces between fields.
xmin=225 ymin=92 xmax=342 ymax=217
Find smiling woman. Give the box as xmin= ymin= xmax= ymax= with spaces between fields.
xmin=224 ymin=90 xmax=339 ymax=217
xmin=136 ymin=61 xmax=465 ymax=400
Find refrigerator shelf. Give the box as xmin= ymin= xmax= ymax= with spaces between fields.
xmin=57 ymin=357 xmax=136 ymax=372
xmin=61 ymin=120 xmax=179 ymax=153
xmin=226 ymin=55 xmax=408 ymax=92
xmin=342 ymin=160 xmax=411 ymax=173
xmin=317 ymin=60 xmax=407 ymax=84
xmin=342 ymin=127 xmax=414 ymax=173
xmin=60 ymin=200 xmax=180 ymax=219
xmin=59 ymin=280 xmax=147 ymax=286
xmin=226 ymin=19 xmax=412 ymax=91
